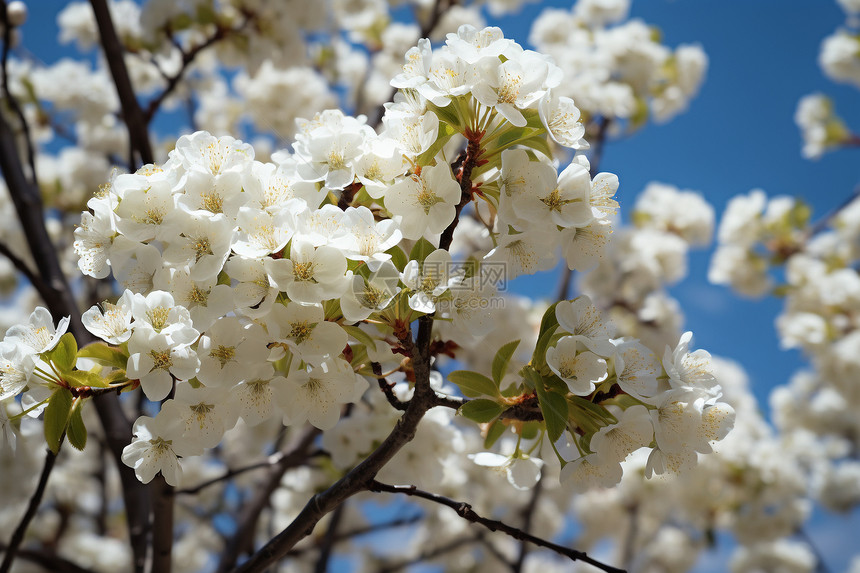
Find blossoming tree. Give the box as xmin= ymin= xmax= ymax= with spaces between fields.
xmin=0 ymin=1 xmax=856 ymax=572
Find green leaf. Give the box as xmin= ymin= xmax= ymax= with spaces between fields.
xmin=104 ymin=370 xmax=128 ymax=386
xmin=531 ymin=324 xmax=560 ymax=373
xmin=483 ymin=419 xmax=507 ymax=449
xmin=517 ymin=133 xmax=553 ymax=160
xmin=409 ymin=237 xmax=436 ymax=265
xmin=537 ymin=301 xmax=561 ymax=337
xmin=427 ymin=101 xmax=462 ymax=131
xmin=459 ymin=399 xmax=504 ymax=423
xmin=386 ymin=245 xmax=409 ymax=272
xmin=67 ymin=400 xmax=87 ymax=451
xmin=48 ymin=332 xmax=78 ymax=373
xmin=535 ymin=379 xmax=569 ymax=443
xmin=78 ymin=342 xmax=128 ymax=370
xmin=64 ymin=370 xmax=110 ymax=389
xmin=448 ymin=370 xmax=500 ymax=398
xmin=492 ymin=339 xmax=521 ymax=386
xmin=415 ymin=121 xmax=458 ymax=166
xmin=520 ymin=421 xmax=541 ymax=441
xmin=342 ymin=324 xmax=377 ymax=350
xmin=44 ymin=388 xmax=73 ymax=454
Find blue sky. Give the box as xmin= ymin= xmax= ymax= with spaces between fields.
xmin=15 ymin=1 xmax=860 ymax=571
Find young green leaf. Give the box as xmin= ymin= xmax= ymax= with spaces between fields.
xmin=483 ymin=419 xmax=507 ymax=449
xmin=78 ymin=342 xmax=129 ymax=370
xmin=342 ymin=324 xmax=377 ymax=350
xmin=386 ymin=245 xmax=408 ymax=272
xmin=491 ymin=339 xmax=521 ymax=386
xmin=44 ymin=388 xmax=73 ymax=454
xmin=48 ymin=332 xmax=78 ymax=373
xmin=535 ymin=378 xmax=570 ymax=443
xmin=64 ymin=369 xmax=110 ymax=389
xmin=448 ymin=370 xmax=500 ymax=398
xmin=67 ymin=399 xmax=87 ymax=451
xmin=409 ymin=237 xmax=436 ymax=265
xmin=459 ymin=399 xmax=504 ymax=423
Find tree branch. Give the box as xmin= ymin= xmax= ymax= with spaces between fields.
xmin=0 ymin=240 xmax=56 ymax=307
xmin=377 ymin=534 xmax=482 ymax=573
xmin=89 ymin=0 xmax=154 ymax=167
xmin=367 ymin=481 xmax=626 ymax=573
xmin=372 ymin=362 xmax=408 ymax=411
xmin=177 ymin=449 xmax=325 ymax=496
xmin=151 ymin=475 xmax=174 ymax=573
xmin=0 ymin=448 xmax=57 ymax=573
xmin=312 ymin=503 xmax=345 ymax=573
xmin=229 ymin=318 xmax=437 ymax=573
xmin=0 ymin=543 xmax=96 ymax=573
xmin=0 ymin=54 xmax=151 ymax=573
xmin=216 ymin=426 xmax=322 ymax=572
xmin=0 ymin=0 xmax=36 ymax=183
xmin=144 ymin=19 xmax=249 ymax=125
xmin=512 ymin=474 xmax=543 ymax=572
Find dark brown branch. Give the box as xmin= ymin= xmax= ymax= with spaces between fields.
xmin=0 ymin=241 xmax=56 ymax=307
xmin=439 ymin=135 xmax=481 ymax=251
xmin=0 ymin=0 xmax=36 ymax=183
xmin=0 ymin=543 xmax=96 ymax=573
xmin=0 ymin=60 xmax=151 ymax=573
xmin=89 ymin=0 xmax=154 ymax=167
xmin=177 ymin=449 xmax=325 ymax=496
xmin=0 ymin=448 xmax=57 ymax=573
xmin=807 ymin=184 xmax=860 ymax=238
xmin=312 ymin=502 xmax=345 ymax=573
xmin=512 ymin=475 xmax=543 ymax=572
xmin=151 ymin=476 xmax=174 ymax=573
xmin=229 ymin=318 xmax=437 ymax=573
xmin=372 ymin=362 xmax=408 ymax=411
xmin=144 ymin=20 xmax=248 ymax=125
xmin=377 ymin=534 xmax=482 ymax=573
xmin=285 ymin=514 xmax=424 ymax=558
xmin=367 ymin=481 xmax=626 ymax=573
xmin=217 ymin=426 xmax=322 ymax=573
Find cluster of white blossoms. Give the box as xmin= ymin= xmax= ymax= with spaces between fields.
xmin=708 ymin=190 xmax=809 ymax=297
xmin=582 ymin=182 xmax=715 ymax=351
xmin=795 ymin=0 xmax=860 ymax=158
xmin=529 ymin=0 xmax=707 ymax=126
xmin=794 ymin=93 xmax=854 ymax=159
xmin=710 ymin=188 xmax=860 ymax=517
xmin=0 ymin=25 xmax=740 ymax=495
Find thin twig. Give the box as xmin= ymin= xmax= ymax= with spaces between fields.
xmin=0 ymin=0 xmax=36 ymax=183
xmin=367 ymin=481 xmax=626 ymax=573
xmin=144 ymin=19 xmax=249 ymax=124
xmin=313 ymin=502 xmax=345 ymax=573
xmin=0 ymin=240 xmax=56 ymax=307
xmin=621 ymin=503 xmax=639 ymax=571
xmin=807 ymin=183 xmax=860 ymax=238
xmin=372 ymin=362 xmax=408 ymax=411
xmin=0 ymin=71 xmax=151 ymax=573
xmin=89 ymin=0 xmax=154 ymax=167
xmin=216 ymin=426 xmax=322 ymax=573
xmin=177 ymin=449 xmax=325 ymax=496
xmin=377 ymin=534 xmax=482 ymax=573
xmin=0 ymin=543 xmax=96 ymax=573
xmin=512 ymin=474 xmax=543 ymax=572
xmin=0 ymin=449 xmax=58 ymax=573
xmin=229 ymin=318 xmax=437 ymax=573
